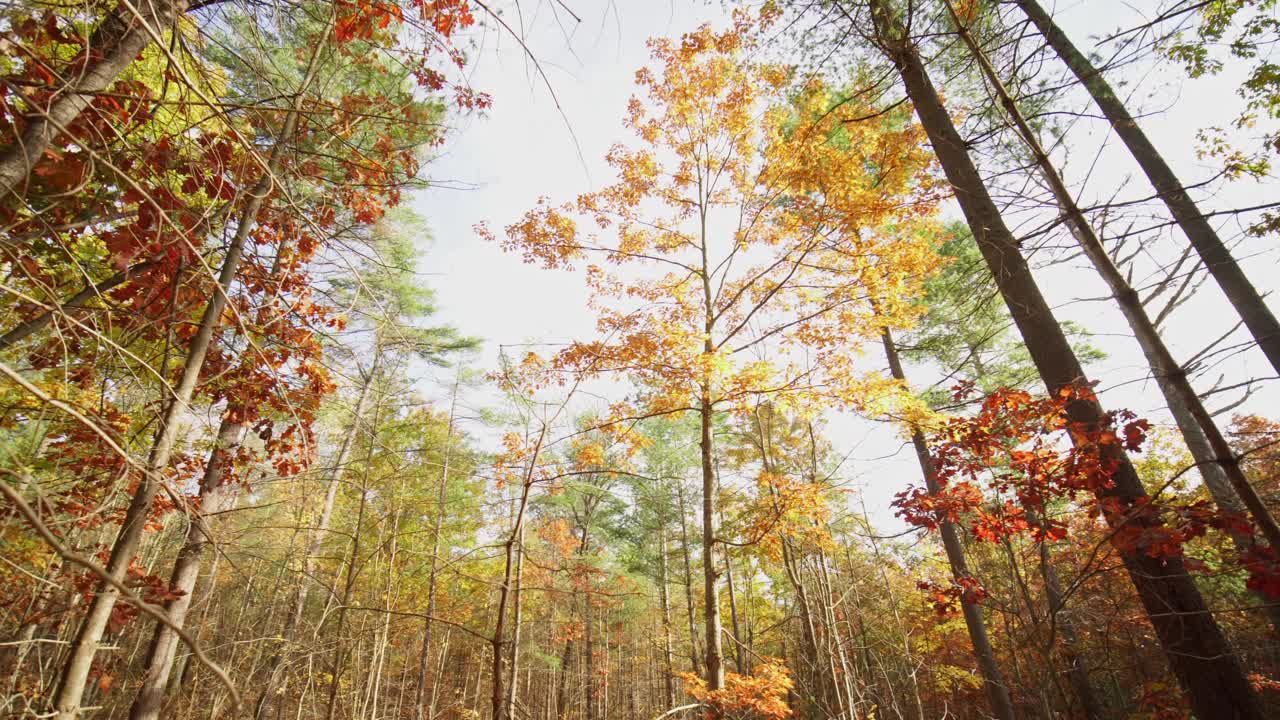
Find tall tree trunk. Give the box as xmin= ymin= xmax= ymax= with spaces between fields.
xmin=676 ymin=483 xmax=701 ymax=673
xmin=0 ymin=0 xmax=187 ymax=204
xmin=1013 ymin=0 xmax=1280 ymax=374
xmin=414 ymin=380 xmax=459 ymax=720
xmin=492 ymin=426 xmax=542 ymax=720
xmin=131 ymin=229 xmax=296 ymax=720
xmin=948 ymin=0 xmax=1280 ymax=556
xmin=505 ymin=524 xmax=526 ymax=720
xmin=555 ymin=637 xmax=573 ymax=720
xmin=577 ymin=506 xmax=599 ymax=720
xmin=256 ymin=348 xmax=379 ymax=720
xmin=53 ymin=30 xmax=329 ymax=719
xmin=323 ymin=384 xmax=380 ymax=720
xmin=127 ymin=419 xmax=244 ymax=720
xmin=754 ymin=410 xmax=829 ymax=711
xmin=866 ymin=5 xmax=1262 ymax=716
xmin=723 ymin=546 xmax=746 ymax=675
xmin=585 ymin=584 xmax=597 ymax=720
xmin=657 ymin=524 xmax=677 ymax=707
xmin=699 ymin=392 xmax=724 ymax=696
xmin=697 ymin=196 xmax=725 ymax=697
xmin=50 ymin=163 xmax=242 ymax=720
xmin=946 ymin=0 xmax=1280 ymax=631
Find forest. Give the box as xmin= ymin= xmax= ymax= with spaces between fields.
xmin=1 ymin=0 xmax=1279 ymax=718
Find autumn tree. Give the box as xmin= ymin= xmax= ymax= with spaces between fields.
xmin=492 ymin=13 xmax=941 ymax=703
xmin=781 ymin=0 xmax=1265 ymax=716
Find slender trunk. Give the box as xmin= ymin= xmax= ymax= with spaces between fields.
xmin=815 ymin=550 xmax=858 ymax=717
xmin=170 ymin=497 xmax=229 ymax=695
xmin=256 ymin=349 xmax=379 ymax=720
xmin=505 ymin=524 xmax=526 ymax=720
xmin=0 ymin=0 xmax=187 ymax=203
xmin=755 ymin=412 xmax=828 ymax=709
xmin=492 ymin=426 xmax=543 ymax=720
xmin=370 ymin=532 xmax=397 ymax=720
xmin=781 ymin=542 xmax=825 ymax=704
xmin=1014 ymin=0 xmax=1280 ymax=375
xmin=657 ymin=524 xmax=677 ymax=707
xmin=949 ymin=0 xmax=1280 ymax=555
xmin=132 ymin=231 xmax=294 ymax=720
xmin=867 ymin=6 xmax=1261 ymax=716
xmin=585 ymin=587 xmax=596 ymax=720
xmin=579 ymin=515 xmax=598 ymax=720
xmin=676 ymin=484 xmax=701 ymax=673
xmin=556 ymin=638 xmax=573 ymax=720
xmin=723 ymin=547 xmax=746 ymax=675
xmin=54 ymin=29 xmax=329 ymax=719
xmin=697 ymin=195 xmax=724 ymax=696
xmin=128 ymin=419 xmax=245 ymax=720
xmin=324 ymin=388 xmax=378 ymax=720
xmin=50 ymin=170 xmax=240 ymax=720
xmin=51 ymin=146 xmax=245 ymax=720
xmin=805 ymin=427 xmax=857 ymax=716
xmin=414 ymin=382 xmax=459 ymax=720
xmin=429 ymin=629 xmax=450 ymax=719
xmin=699 ymin=373 xmax=724 ymax=696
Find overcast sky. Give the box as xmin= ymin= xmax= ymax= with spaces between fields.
xmin=407 ymin=0 xmax=1280 ymax=527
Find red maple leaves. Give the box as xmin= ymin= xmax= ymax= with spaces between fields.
xmin=896 ymin=383 xmax=1280 ymax=599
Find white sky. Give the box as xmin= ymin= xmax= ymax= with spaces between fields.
xmin=409 ymin=0 xmax=1280 ymax=528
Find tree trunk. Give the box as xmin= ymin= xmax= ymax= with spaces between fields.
xmin=54 ymin=31 xmax=329 ymax=719
xmin=676 ymin=484 xmax=702 ymax=673
xmin=949 ymin=0 xmax=1280 ymax=556
xmin=505 ymin=524 xmax=526 ymax=720
xmin=556 ymin=638 xmax=573 ymax=720
xmin=1014 ymin=0 xmax=1280 ymax=375
xmin=131 ymin=222 xmax=297 ymax=720
xmin=414 ymin=381 xmax=459 ymax=720
xmin=128 ymin=419 xmax=245 ymax=720
xmin=585 ymin=585 xmax=596 ymax=720
xmin=867 ymin=5 xmax=1262 ymax=716
xmin=657 ymin=524 xmax=677 ymax=707
xmin=0 ymin=0 xmax=187 ymax=203
xmin=723 ymin=547 xmax=746 ymax=675
xmin=947 ymin=0 xmax=1280 ymax=631
xmin=698 ymin=199 xmax=725 ymax=697
xmin=698 ymin=393 xmax=724 ymax=694
xmin=878 ymin=325 xmax=1017 ymax=720
xmin=52 ymin=152 xmax=251 ymax=720
xmin=323 ymin=384 xmax=380 ymax=720
xmin=492 ymin=426 xmax=542 ymax=720
xmin=256 ymin=349 xmax=379 ymax=720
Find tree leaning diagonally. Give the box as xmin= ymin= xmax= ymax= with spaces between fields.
xmin=1011 ymin=0 xmax=1280 ymax=376
xmin=49 ymin=23 xmax=332 ymax=719
xmin=0 ymin=0 xmax=194 ymax=203
xmin=863 ymin=1 xmax=1263 ymax=717
xmin=878 ymin=323 xmax=1018 ymax=720
xmin=944 ymin=0 xmax=1280 ymax=626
